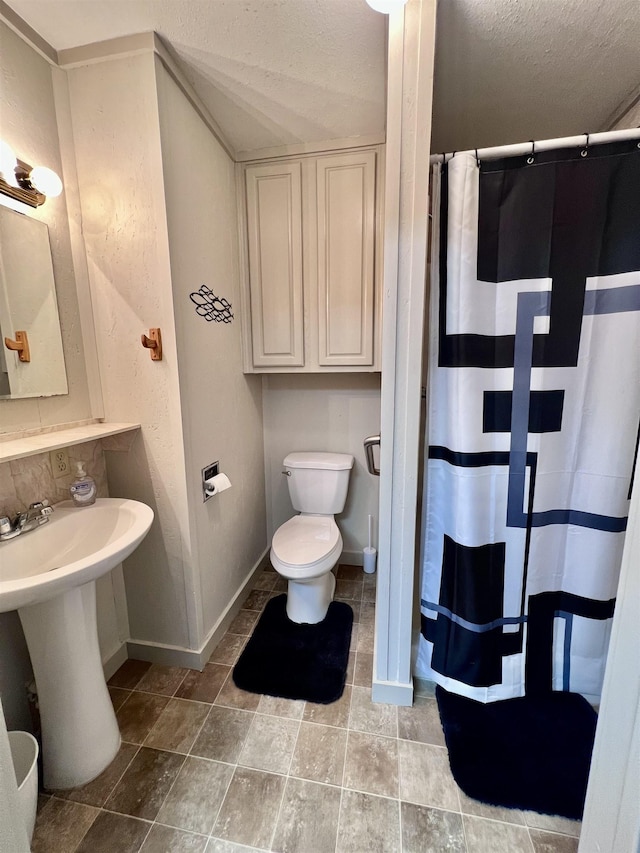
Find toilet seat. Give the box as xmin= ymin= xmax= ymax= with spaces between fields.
xmin=271 ymin=515 xmax=342 ymax=579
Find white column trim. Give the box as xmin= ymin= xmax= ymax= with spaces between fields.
xmin=373 ymin=0 xmax=436 ymax=706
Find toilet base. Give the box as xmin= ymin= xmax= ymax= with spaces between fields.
xmin=286 ymin=571 xmax=336 ymax=624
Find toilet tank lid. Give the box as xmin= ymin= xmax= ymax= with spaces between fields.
xmin=284 ymin=451 xmax=354 ymax=471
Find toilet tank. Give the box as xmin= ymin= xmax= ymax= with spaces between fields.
xmin=284 ymin=452 xmax=354 ymax=515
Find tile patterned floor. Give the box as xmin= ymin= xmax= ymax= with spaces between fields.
xmin=32 ymin=563 xmax=581 ymax=853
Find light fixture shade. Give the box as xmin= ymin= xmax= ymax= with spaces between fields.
xmin=29 ymin=166 xmax=63 ymax=198
xmin=365 ymin=0 xmax=408 ymax=13
xmin=0 ymin=140 xmax=18 ymax=187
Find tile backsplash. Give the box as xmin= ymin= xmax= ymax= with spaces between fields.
xmin=0 ymin=439 xmax=109 ymax=519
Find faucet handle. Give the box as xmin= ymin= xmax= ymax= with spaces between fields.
xmin=0 ymin=516 xmax=12 ymax=536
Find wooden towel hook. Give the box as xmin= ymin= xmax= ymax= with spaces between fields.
xmin=4 ymin=330 xmax=30 ymax=362
xmin=141 ymin=327 xmax=162 ymax=361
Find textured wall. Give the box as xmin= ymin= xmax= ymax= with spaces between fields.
xmin=66 ymin=52 xmax=193 ymax=649
xmin=0 ymin=21 xmax=92 ymax=433
xmin=156 ymin=60 xmax=267 ymax=644
xmin=262 ymin=374 xmax=381 ymax=562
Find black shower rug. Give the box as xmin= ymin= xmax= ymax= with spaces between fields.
xmin=436 ymin=686 xmax=597 ymax=820
xmin=232 ymin=594 xmax=353 ymax=704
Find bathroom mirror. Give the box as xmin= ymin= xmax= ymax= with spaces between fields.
xmin=0 ymin=206 xmax=67 ymax=399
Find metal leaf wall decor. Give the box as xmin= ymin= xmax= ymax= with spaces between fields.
xmin=189 ymin=285 xmax=234 ymax=323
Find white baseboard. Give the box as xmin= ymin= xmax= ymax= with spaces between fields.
xmin=102 ymin=643 xmax=128 ymax=680
xmin=125 ymin=548 xmax=270 ymax=671
xmin=372 ymin=677 xmax=414 ymax=706
xmin=340 ymin=549 xmax=364 ymax=566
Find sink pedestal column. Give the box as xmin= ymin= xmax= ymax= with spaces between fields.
xmin=18 ymin=580 xmax=121 ymax=789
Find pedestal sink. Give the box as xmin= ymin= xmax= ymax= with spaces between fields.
xmin=0 ymin=498 xmax=154 ymax=789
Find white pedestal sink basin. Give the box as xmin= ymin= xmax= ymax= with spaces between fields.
xmin=0 ymin=498 xmax=154 ymax=789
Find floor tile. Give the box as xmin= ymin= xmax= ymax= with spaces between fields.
xmin=208 ymin=634 xmax=246 ymax=665
xmin=464 ymin=815 xmax=535 ymax=853
xmin=145 ymin=698 xmax=211 ymax=753
xmin=272 ymin=576 xmax=288 ymax=592
xmin=104 ymin=747 xmax=185 ymax=820
xmin=346 ymin=651 xmax=356 ymax=684
xmin=135 ymin=664 xmax=189 ymax=696
xmin=303 ymin=684 xmax=351 ymax=728
xmin=74 ymin=810 xmax=151 ymax=853
xmin=353 ymin=652 xmax=372 ymax=687
xmin=156 ymin=756 xmax=234 ymax=835
xmin=215 ymin=671 xmax=262 ymax=711
xmin=397 ymin=696 xmax=446 ymax=747
xmin=227 ymin=609 xmax=259 ymax=635
xmin=243 ymin=589 xmax=271 ymax=611
xmin=359 ymin=601 xmax=376 ymax=624
xmin=109 ymin=686 xmax=132 ymax=712
xmin=116 ymin=691 xmax=170 ymax=743
xmin=336 ymin=578 xmax=363 ymax=599
xmin=205 ymin=838 xmax=264 ymax=853
xmin=343 ymin=731 xmax=398 ymax=798
xmin=290 ymin=721 xmax=347 ymax=785
xmin=31 ymin=798 xmax=99 ymax=853
xmin=212 ymin=767 xmax=286 ymax=849
xmin=349 ymin=685 xmax=398 ymax=737
xmin=176 ymin=664 xmax=230 ymax=703
xmin=523 ymin=811 xmax=581 ymax=837
xmin=398 ymin=739 xmax=460 ymax=811
xmin=401 ymin=802 xmax=466 ymax=853
xmin=257 ymin=693 xmax=306 ymax=719
xmin=108 ymin=659 xmax=152 ymax=690
xmin=272 ymin=777 xmax=342 ymax=853
xmin=458 ymin=789 xmax=525 ymax=824
xmin=53 ymin=742 xmax=139 ymax=807
xmin=362 ymin=575 xmax=377 ymax=602
xmin=141 ymin=824 xmax=208 ymax=852
xmin=356 ymin=620 xmax=375 ymax=653
xmin=529 ymin=829 xmax=580 ymax=852
xmin=190 ymin=705 xmax=254 ymax=763
xmin=238 ymin=713 xmax=300 ymax=774
xmin=337 ymin=564 xmax=363 ymax=581
xmin=336 ymin=789 xmax=400 ymax=853
xmin=252 ymin=571 xmax=277 ymax=591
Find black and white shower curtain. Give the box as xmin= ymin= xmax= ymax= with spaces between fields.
xmin=418 ymin=141 xmax=640 ymax=702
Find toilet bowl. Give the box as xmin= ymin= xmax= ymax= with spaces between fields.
xmin=271 ymin=451 xmax=354 ymax=624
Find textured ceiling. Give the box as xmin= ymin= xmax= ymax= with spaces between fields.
xmin=5 ymin=0 xmax=640 ymax=155
xmin=431 ymin=0 xmax=640 ymax=153
xmin=5 ymin=0 xmax=387 ymax=154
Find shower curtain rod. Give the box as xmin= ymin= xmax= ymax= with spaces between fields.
xmin=429 ymin=126 xmax=640 ymax=165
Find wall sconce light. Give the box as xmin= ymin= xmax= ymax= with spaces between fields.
xmin=365 ymin=0 xmax=408 ymax=12
xmin=0 ymin=141 xmax=63 ymax=208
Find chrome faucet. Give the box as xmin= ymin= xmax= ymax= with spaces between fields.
xmin=0 ymin=500 xmax=53 ymax=541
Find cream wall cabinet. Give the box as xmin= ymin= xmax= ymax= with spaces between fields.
xmin=240 ymin=147 xmax=382 ymax=373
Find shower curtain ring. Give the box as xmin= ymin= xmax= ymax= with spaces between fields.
xmin=475 ymin=149 xmax=480 ymax=168
xmin=581 ymin=132 xmax=590 ymax=158
xmin=527 ymin=140 xmax=535 ymax=165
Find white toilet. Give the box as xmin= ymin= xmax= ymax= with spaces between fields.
xmin=271 ymin=451 xmax=355 ymax=624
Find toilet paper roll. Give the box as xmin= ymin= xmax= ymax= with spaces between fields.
xmin=204 ymin=472 xmax=232 ymax=496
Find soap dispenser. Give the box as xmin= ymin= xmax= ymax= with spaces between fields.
xmin=69 ymin=462 xmax=97 ymax=506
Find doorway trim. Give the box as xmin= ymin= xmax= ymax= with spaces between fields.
xmin=373 ymin=0 xmax=437 ymax=706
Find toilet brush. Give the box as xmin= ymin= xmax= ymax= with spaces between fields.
xmin=363 ymin=514 xmax=377 ymax=574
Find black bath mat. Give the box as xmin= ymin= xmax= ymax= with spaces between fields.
xmin=232 ymin=594 xmax=353 ymax=704
xmin=436 ymin=686 xmax=597 ymax=820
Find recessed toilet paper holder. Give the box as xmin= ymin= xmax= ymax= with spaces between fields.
xmin=202 ymin=462 xmax=219 ymax=502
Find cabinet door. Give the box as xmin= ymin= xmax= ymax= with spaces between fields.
xmin=245 ymin=162 xmax=304 ymax=367
xmin=316 ymin=150 xmax=376 ymax=366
